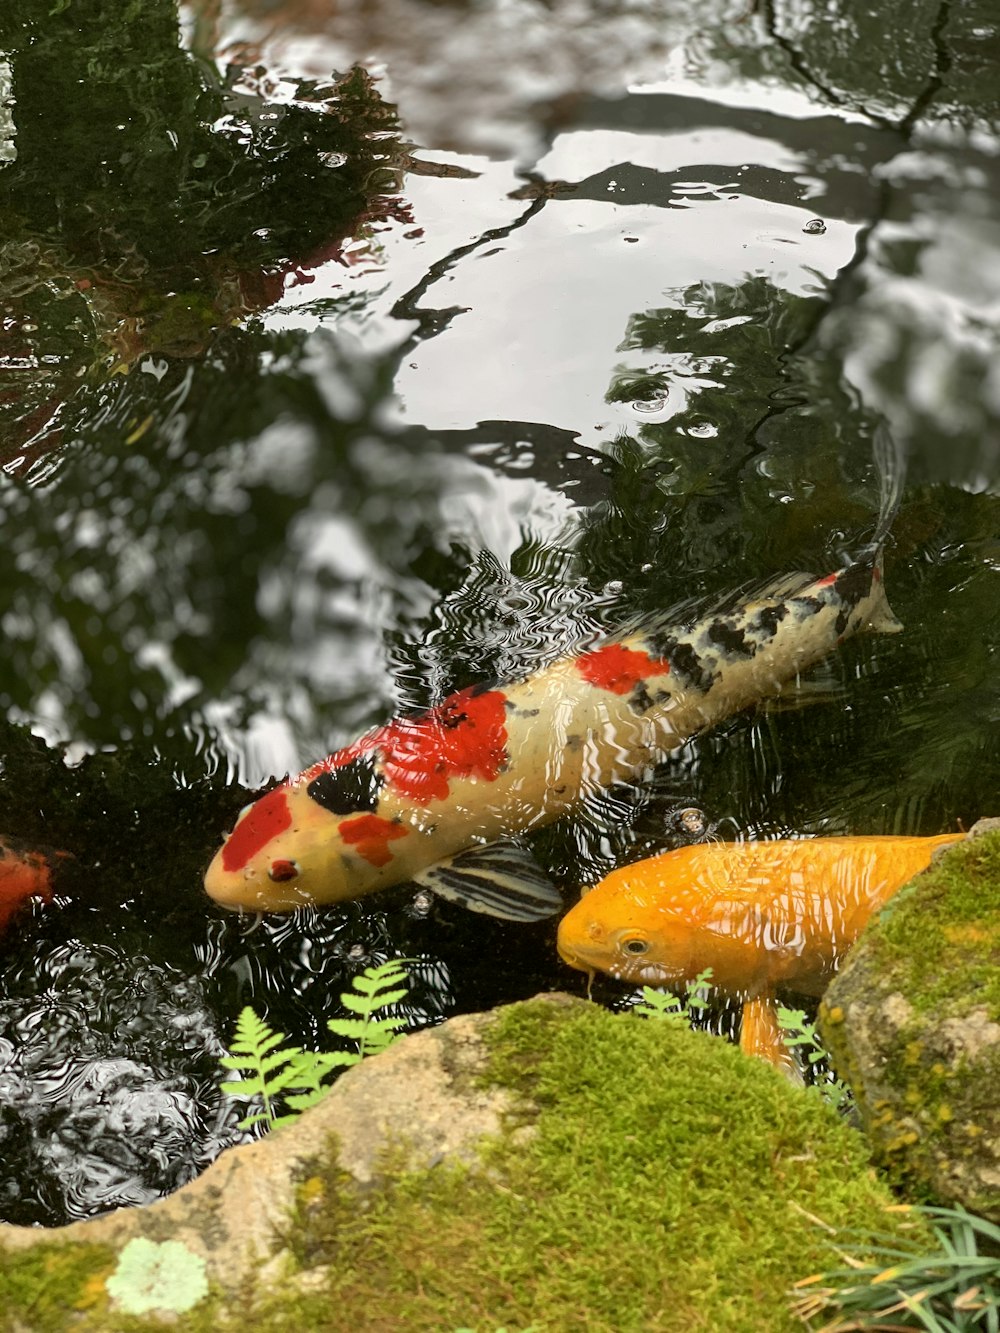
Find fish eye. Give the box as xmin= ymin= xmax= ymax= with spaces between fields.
xmin=268 ymin=859 xmax=300 ymax=883
xmin=622 ymin=937 xmax=650 ymax=956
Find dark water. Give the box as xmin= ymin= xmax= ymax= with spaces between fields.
xmin=0 ymin=0 xmax=998 ymax=1225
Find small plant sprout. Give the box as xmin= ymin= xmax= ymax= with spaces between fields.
xmin=220 ymin=958 xmax=412 ymax=1131
xmin=776 ymin=1004 xmax=853 ymax=1113
xmin=791 ymin=1203 xmax=1000 ymax=1331
xmin=631 ymin=968 xmax=714 ymax=1023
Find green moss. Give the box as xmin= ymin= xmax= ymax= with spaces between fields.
xmin=0 ymin=1242 xmax=116 ymax=1332
xmin=869 ymin=832 xmax=1000 ymax=1019
xmin=253 ymin=1000 xmax=913 ymax=1333
xmin=819 ymin=832 xmax=1000 ymax=1212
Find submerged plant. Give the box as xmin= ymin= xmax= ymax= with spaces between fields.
xmin=220 ymin=958 xmax=411 ymax=1130
xmin=792 ymin=1203 xmax=1000 ymax=1331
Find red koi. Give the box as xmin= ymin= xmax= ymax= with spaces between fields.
xmin=0 ymin=836 xmax=68 ymax=935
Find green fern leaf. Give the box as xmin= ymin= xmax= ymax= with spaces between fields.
xmin=220 ymin=961 xmax=414 ymax=1133
xmin=325 ymin=1016 xmax=371 ymax=1041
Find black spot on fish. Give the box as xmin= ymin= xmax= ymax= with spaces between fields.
xmin=752 ymin=603 xmax=788 ymax=637
xmin=834 ymin=605 xmax=851 ymax=637
xmin=629 ymin=681 xmax=672 ymax=715
xmin=308 ymin=755 xmax=384 ymax=815
xmin=834 ymin=559 xmax=872 ymax=605
xmin=650 ymin=635 xmax=716 ymax=693
xmin=795 ymin=596 xmax=825 ymax=617
xmin=507 ymin=702 xmax=540 ymax=717
xmin=707 ymin=618 xmax=755 ymax=658
xmin=629 ymin=681 xmax=655 ymax=714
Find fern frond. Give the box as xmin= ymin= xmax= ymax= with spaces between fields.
xmin=219 ymin=960 xmax=414 ymax=1133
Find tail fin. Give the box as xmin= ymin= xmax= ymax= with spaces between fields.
xmin=871 ymin=421 xmax=906 ymax=546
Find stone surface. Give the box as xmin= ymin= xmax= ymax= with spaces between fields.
xmin=820 ymin=820 xmax=1000 ymax=1220
xmin=0 ymin=998 xmax=528 ymax=1296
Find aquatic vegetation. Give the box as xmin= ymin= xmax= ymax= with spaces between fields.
xmin=792 ymin=1204 xmax=1000 ymax=1331
xmin=220 ymin=958 xmax=410 ymax=1130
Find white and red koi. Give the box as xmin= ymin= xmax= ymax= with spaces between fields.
xmin=204 ymin=532 xmax=902 ymax=920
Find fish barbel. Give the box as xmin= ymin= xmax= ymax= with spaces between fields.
xmin=556 ymin=833 xmax=963 ymax=1068
xmin=204 ymin=540 xmax=903 ymax=920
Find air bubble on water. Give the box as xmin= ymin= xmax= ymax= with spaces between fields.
xmin=318 ymin=151 xmax=348 ymax=169
xmin=687 ymin=421 xmax=718 ymax=438
xmin=410 ymin=890 xmax=434 ymax=918
xmin=802 ymin=218 xmax=826 ymax=234
xmin=630 ymin=387 xmax=670 ymax=417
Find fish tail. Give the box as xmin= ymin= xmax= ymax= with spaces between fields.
xmin=866 ymin=559 xmax=904 ymax=634
xmin=870 ymin=421 xmax=906 ymax=548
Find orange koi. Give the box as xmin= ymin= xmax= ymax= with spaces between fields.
xmin=0 ymin=836 xmax=66 ymax=935
xmin=556 ymin=834 xmax=963 ymax=1070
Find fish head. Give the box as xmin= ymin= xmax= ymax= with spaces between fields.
xmin=204 ymin=783 xmax=359 ymax=912
xmin=556 ymin=886 xmax=697 ymax=988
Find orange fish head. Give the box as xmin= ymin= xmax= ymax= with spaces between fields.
xmin=556 ymin=896 xmax=696 ymax=988
xmin=203 ymin=784 xmax=378 ymax=912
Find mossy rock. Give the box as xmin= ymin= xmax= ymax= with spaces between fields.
xmin=819 ymin=824 xmax=1000 ymax=1219
xmin=0 ymin=993 xmax=915 ymax=1332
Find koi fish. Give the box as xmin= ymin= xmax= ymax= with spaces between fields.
xmin=204 ymin=426 xmax=904 ymax=921
xmin=0 ymin=836 xmax=66 ymax=935
xmin=556 ymin=833 xmax=963 ymax=1070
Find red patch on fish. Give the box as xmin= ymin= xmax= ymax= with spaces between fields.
xmin=339 ymin=814 xmax=410 ymax=867
xmin=221 ymin=786 xmax=293 ymax=872
xmin=815 ymin=573 xmax=838 ymax=587
xmin=0 ymin=838 xmax=60 ymax=934
xmin=576 ymin=643 xmax=670 ymax=695
xmin=318 ymin=687 xmax=509 ymax=805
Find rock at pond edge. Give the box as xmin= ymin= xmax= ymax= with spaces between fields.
xmin=819 ymin=820 xmax=1000 ymax=1221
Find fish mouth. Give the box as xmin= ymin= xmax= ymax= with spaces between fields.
xmin=558 ymin=939 xmax=679 ymax=990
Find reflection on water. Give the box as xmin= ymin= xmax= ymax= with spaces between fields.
xmin=0 ymin=0 xmax=999 ymax=1224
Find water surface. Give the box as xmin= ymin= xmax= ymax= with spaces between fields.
xmin=0 ymin=0 xmax=998 ymax=1224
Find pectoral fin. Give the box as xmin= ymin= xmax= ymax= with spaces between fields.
xmin=413 ymin=840 xmax=563 ymax=921
xmin=740 ymin=995 xmax=801 ymax=1081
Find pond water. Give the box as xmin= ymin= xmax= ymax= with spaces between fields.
xmin=1 ymin=0 xmax=999 ymax=1226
